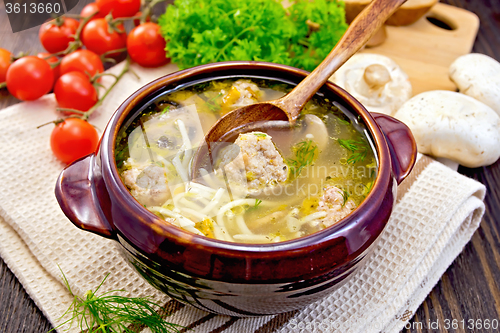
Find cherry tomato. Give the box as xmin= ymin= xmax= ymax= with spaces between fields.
xmin=60 ymin=50 xmax=104 ymax=79
xmin=37 ymin=52 xmax=61 ymax=82
xmin=80 ymin=2 xmax=106 ymax=20
xmin=39 ymin=17 xmax=79 ymax=53
xmin=0 ymin=48 xmax=12 ymax=83
xmin=96 ymin=0 xmax=140 ymax=18
xmin=6 ymin=56 xmax=54 ymax=101
xmin=127 ymin=23 xmax=169 ymax=68
xmin=54 ymin=72 xmax=98 ymax=113
xmin=82 ymin=18 xmax=126 ymax=57
xmin=50 ymin=118 xmax=99 ymax=164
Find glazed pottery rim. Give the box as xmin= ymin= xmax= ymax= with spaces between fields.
xmin=103 ymin=61 xmax=392 ymax=253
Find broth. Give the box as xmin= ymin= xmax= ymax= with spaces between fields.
xmin=115 ymin=78 xmax=377 ymax=243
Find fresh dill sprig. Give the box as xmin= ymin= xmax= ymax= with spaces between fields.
xmin=115 ymin=146 xmax=129 ymax=169
xmin=338 ymin=138 xmax=369 ymax=164
xmin=206 ymin=92 xmax=223 ymax=112
xmin=338 ymin=188 xmax=350 ymax=208
xmin=287 ymin=139 xmax=318 ymax=178
xmin=52 ymin=269 xmax=183 ymax=333
xmin=337 ymin=117 xmax=351 ymax=126
xmin=160 ymin=105 xmax=171 ymax=116
xmin=248 ymin=199 xmax=263 ymax=211
xmin=362 ymin=180 xmax=374 ymax=198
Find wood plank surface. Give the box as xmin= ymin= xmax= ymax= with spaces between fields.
xmin=0 ymin=1 xmax=499 ymax=333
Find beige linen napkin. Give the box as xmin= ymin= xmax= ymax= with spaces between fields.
xmin=0 ymin=62 xmax=486 ymax=333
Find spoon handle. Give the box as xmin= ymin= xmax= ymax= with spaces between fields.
xmin=279 ymin=0 xmax=408 ymax=121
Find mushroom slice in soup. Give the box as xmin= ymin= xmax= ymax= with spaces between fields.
xmin=301 ymin=114 xmax=329 ymax=149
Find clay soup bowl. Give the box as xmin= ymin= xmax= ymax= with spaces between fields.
xmin=55 ymin=61 xmax=417 ymax=316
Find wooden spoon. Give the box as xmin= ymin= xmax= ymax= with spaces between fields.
xmin=192 ymin=0 xmax=407 ymax=177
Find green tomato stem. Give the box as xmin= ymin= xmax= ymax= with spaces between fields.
xmin=48 ymin=12 xmax=97 ymax=58
xmin=56 ymin=108 xmax=86 ymax=115
xmin=141 ymin=0 xmax=167 ymax=24
xmin=100 ymin=48 xmax=128 ymax=64
xmin=63 ymin=13 xmax=84 ymax=19
xmin=82 ymin=58 xmax=131 ymax=121
xmin=110 ymin=14 xmax=142 ymax=24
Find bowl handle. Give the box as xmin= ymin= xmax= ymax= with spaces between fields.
xmin=372 ymin=112 xmax=417 ymax=184
xmin=55 ymin=154 xmax=115 ymax=238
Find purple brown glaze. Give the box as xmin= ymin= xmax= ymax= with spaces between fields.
xmin=55 ymin=62 xmax=417 ymax=316
xmin=371 ymin=112 xmax=416 ymax=184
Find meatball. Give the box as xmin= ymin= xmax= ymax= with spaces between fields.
xmin=220 ymin=132 xmax=288 ymax=191
xmin=318 ymin=185 xmax=356 ymax=227
xmin=121 ymin=162 xmax=171 ymax=207
xmin=222 ymin=79 xmax=261 ymax=109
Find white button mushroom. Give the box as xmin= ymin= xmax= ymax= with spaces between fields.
xmin=302 ymin=114 xmax=329 ymax=150
xmin=330 ymin=53 xmax=412 ymax=116
xmin=394 ymin=90 xmax=500 ymax=168
xmin=449 ymin=53 xmax=500 ymax=116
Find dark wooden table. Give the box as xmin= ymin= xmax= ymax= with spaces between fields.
xmin=0 ymin=0 xmax=499 ymax=332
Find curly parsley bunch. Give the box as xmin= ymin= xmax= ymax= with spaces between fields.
xmin=159 ymin=0 xmax=347 ymax=71
xmin=288 ymin=0 xmax=348 ymax=70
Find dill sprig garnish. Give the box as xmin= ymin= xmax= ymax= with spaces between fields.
xmin=205 ymin=92 xmax=223 ymax=112
xmin=52 ymin=270 xmax=183 ymax=333
xmin=247 ymin=199 xmax=263 ymax=212
xmin=287 ymin=139 xmax=318 ymax=178
xmin=338 ymin=138 xmax=369 ymax=164
xmin=160 ymin=105 xmax=171 ymax=116
xmin=115 ymin=145 xmax=129 ymax=169
xmin=362 ymin=180 xmax=374 ymax=198
xmin=337 ymin=117 xmax=351 ymax=126
xmin=254 ymin=199 xmax=262 ymax=209
xmin=338 ymin=188 xmax=350 ymax=208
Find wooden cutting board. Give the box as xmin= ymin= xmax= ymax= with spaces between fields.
xmin=359 ymin=2 xmax=479 ymax=96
